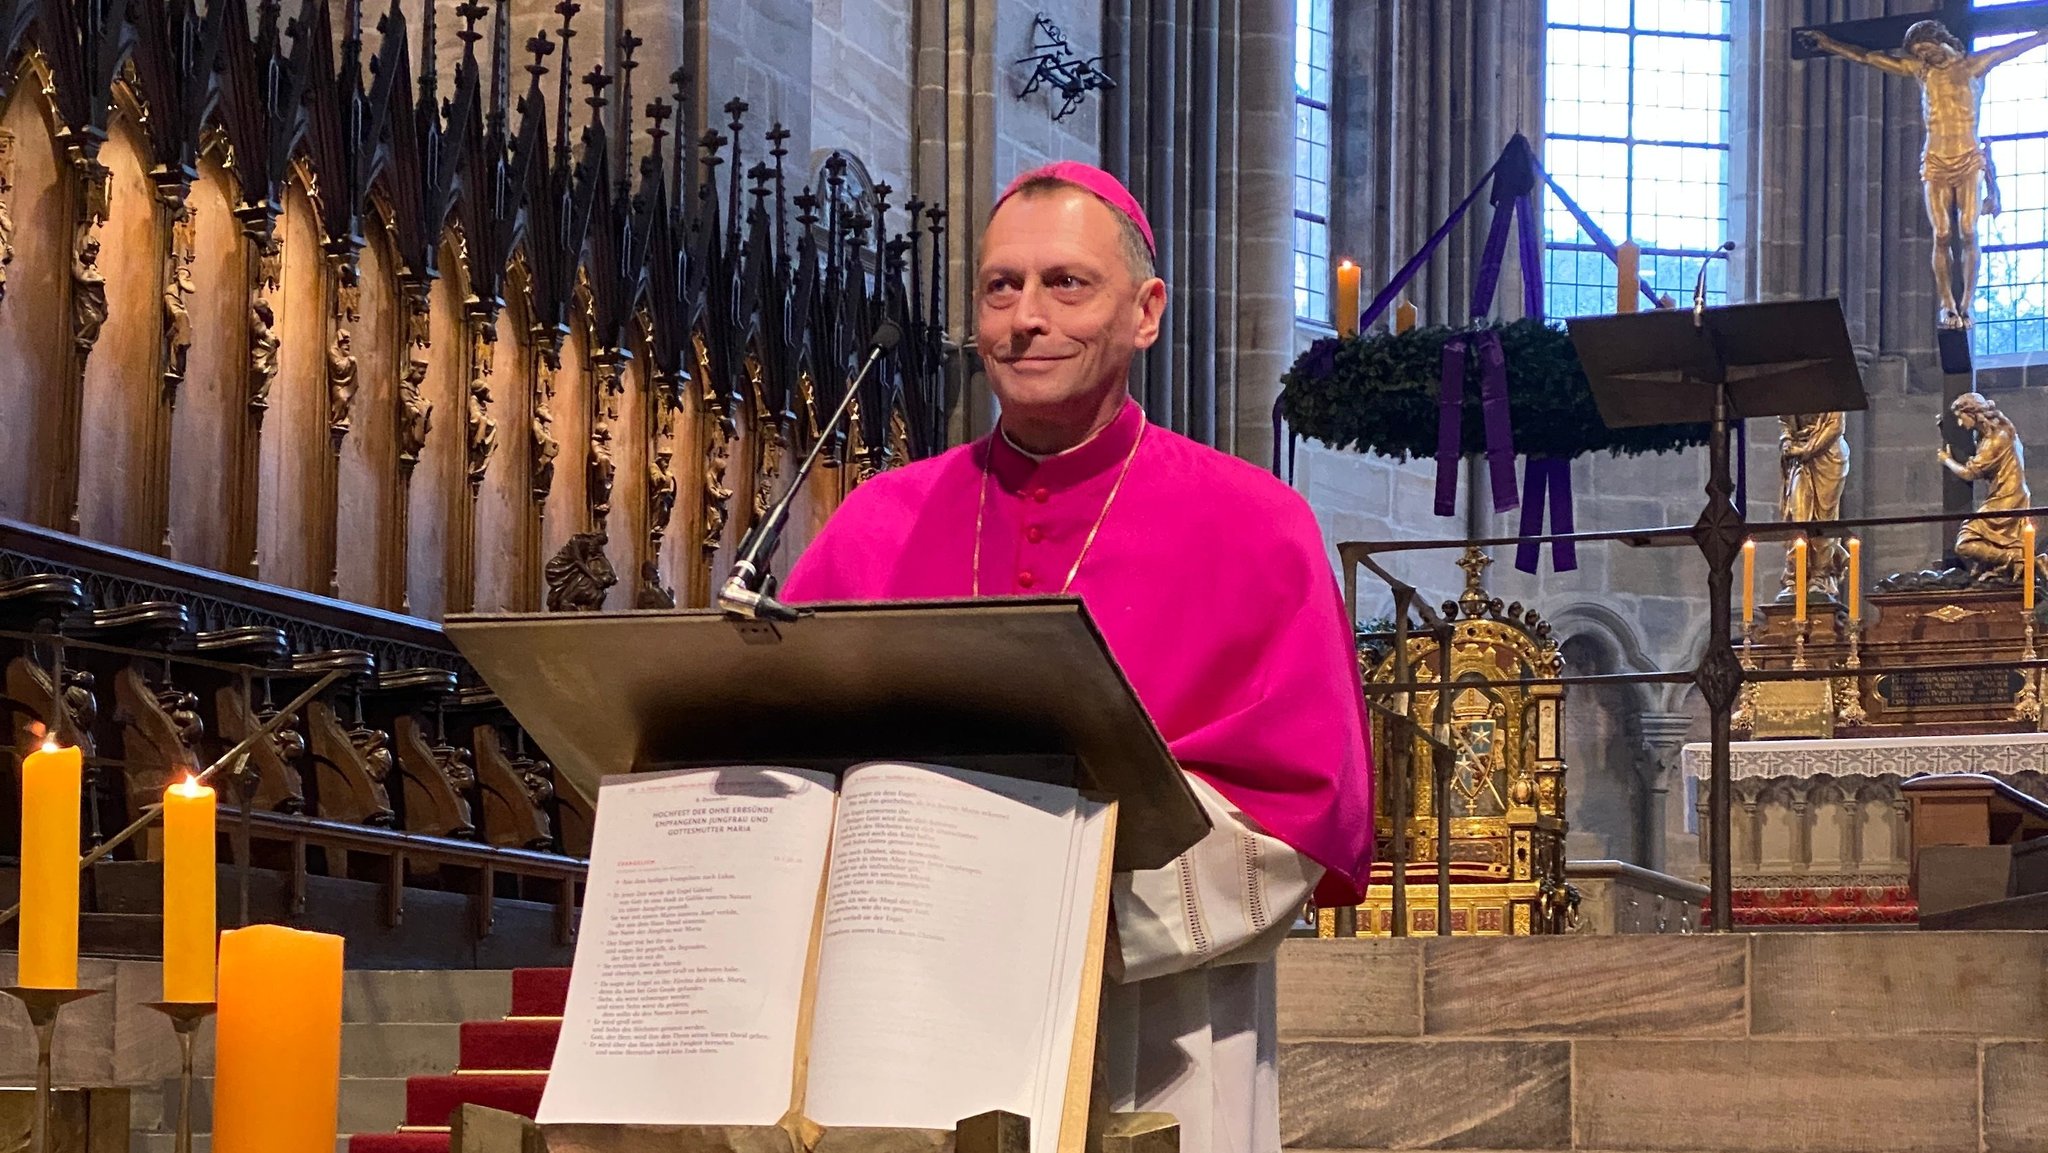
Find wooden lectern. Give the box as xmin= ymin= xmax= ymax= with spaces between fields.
xmin=444 ymin=598 xmax=1206 ymax=1153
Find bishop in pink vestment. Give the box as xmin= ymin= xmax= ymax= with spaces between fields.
xmin=783 ymin=163 xmax=1373 ymax=1153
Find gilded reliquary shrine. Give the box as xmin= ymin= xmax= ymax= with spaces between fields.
xmin=1322 ymin=549 xmax=1571 ymax=937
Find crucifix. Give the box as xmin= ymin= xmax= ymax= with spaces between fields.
xmin=1794 ymin=1 xmax=2048 ymax=375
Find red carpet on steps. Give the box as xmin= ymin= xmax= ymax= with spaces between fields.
xmin=345 ymin=968 xmax=570 ymax=1153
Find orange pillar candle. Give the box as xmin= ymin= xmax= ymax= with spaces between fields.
xmin=1394 ymin=296 xmax=1418 ymax=334
xmin=212 ymin=925 xmax=344 ymax=1153
xmin=1848 ymin=537 xmax=1863 ymax=622
xmin=1741 ymin=539 xmax=1756 ymax=623
xmin=162 ymin=775 xmax=216 ymax=1002
xmin=18 ymin=737 xmax=83 ymax=990
xmin=2025 ymin=520 xmax=2037 ymax=611
xmin=1616 ymin=240 xmax=1641 ymax=313
xmin=1793 ymin=537 xmax=1809 ymax=622
xmin=1334 ymin=259 xmax=1360 ymax=337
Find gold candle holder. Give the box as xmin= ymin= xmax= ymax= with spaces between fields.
xmin=2016 ymin=613 xmax=2041 ymax=726
xmin=142 ymin=1001 xmax=216 ymax=1153
xmin=1733 ymin=613 xmax=1758 ymax=733
xmin=1791 ymin=616 xmax=1810 ymax=671
xmin=2 ymin=986 xmax=104 ymax=1153
xmin=1836 ymin=615 xmax=1868 ymax=728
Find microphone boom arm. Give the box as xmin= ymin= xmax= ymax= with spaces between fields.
xmin=718 ymin=322 xmax=902 ymax=620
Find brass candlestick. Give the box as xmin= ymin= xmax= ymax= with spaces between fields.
xmin=1836 ymin=615 xmax=1868 ymax=727
xmin=142 ymin=1001 xmax=216 ymax=1153
xmin=2016 ymin=613 xmax=2041 ymax=725
xmin=1792 ymin=615 xmax=1810 ymax=671
xmin=1733 ymin=613 xmax=1758 ymax=733
xmin=2 ymin=986 xmax=104 ymax=1153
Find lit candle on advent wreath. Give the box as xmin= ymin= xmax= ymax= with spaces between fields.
xmin=212 ymin=925 xmax=344 ymax=1153
xmin=1848 ymin=537 xmax=1862 ymax=623
xmin=19 ymin=736 xmax=83 ymax=990
xmin=1793 ymin=537 xmax=1809 ymax=623
xmin=1741 ymin=538 xmax=1756 ymax=624
xmin=162 ymin=774 xmax=216 ymax=1003
xmin=1334 ymin=259 xmax=1361 ymax=338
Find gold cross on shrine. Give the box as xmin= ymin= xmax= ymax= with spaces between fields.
xmin=1457 ymin=546 xmax=1493 ymax=602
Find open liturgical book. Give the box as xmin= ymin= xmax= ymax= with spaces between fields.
xmin=536 ymin=762 xmax=1118 ymax=1153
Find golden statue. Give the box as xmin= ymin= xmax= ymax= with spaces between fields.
xmin=1801 ymin=21 xmax=2048 ymax=329
xmin=1939 ymin=392 xmax=2036 ymax=583
xmin=1779 ymin=411 xmax=1849 ymax=600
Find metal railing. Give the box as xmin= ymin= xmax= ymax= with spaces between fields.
xmin=1340 ymin=500 xmax=2048 ymax=932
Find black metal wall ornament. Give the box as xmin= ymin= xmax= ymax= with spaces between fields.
xmin=1014 ymin=14 xmax=1115 ymax=123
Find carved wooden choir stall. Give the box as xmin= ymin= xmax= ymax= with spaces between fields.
xmin=0 ymin=0 xmax=954 ymax=963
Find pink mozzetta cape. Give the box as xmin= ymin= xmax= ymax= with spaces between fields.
xmin=782 ymin=398 xmax=1376 ymax=906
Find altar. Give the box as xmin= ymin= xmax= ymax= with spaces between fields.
xmin=1680 ymin=732 xmax=2048 ymax=924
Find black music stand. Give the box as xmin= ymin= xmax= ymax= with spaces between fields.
xmin=1566 ymin=298 xmax=1868 ymax=931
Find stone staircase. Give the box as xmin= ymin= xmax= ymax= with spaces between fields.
xmin=148 ymin=969 xmax=520 ymax=1153
xmin=0 ymin=955 xmax=517 ymax=1153
xmin=1278 ymin=932 xmax=2048 ymax=1152
xmin=344 ymin=968 xmax=566 ymax=1153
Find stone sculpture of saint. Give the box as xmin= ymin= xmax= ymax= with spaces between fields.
xmin=328 ymin=330 xmax=359 ymax=435
xmin=250 ymin=298 xmax=280 ymax=410
xmin=466 ymin=381 xmax=498 ymax=486
xmin=72 ymin=233 xmax=106 ymax=355
xmin=1779 ymin=411 xmax=1849 ymax=600
xmin=531 ymin=403 xmax=560 ymax=500
xmin=1938 ymin=392 xmax=2037 ymax=583
xmin=164 ymin=260 xmax=195 ymax=385
xmin=648 ymin=448 xmax=678 ymax=536
xmin=588 ymin=423 xmax=617 ymax=520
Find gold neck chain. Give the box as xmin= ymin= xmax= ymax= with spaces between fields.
xmin=972 ymin=423 xmax=1147 ymax=597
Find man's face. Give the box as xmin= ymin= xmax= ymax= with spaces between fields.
xmin=1912 ymin=40 xmax=1959 ymax=66
xmin=975 ymin=188 xmax=1164 ymax=424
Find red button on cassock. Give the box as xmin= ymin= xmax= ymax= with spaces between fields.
xmin=1032 ymin=488 xmax=1050 ymax=503
xmin=1017 ymin=571 xmax=1036 ymax=588
xmin=1026 ymin=526 xmax=1044 ymax=543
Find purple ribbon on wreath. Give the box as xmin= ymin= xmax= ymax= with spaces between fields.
xmin=1275 ymin=134 xmax=1745 ymax=571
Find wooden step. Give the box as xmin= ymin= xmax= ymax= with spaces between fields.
xmin=1920 ymin=890 xmax=2048 ymax=930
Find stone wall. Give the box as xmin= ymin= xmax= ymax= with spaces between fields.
xmin=1279 ymin=933 xmax=2048 ymax=1152
xmin=812 ymin=0 xmax=916 ymax=190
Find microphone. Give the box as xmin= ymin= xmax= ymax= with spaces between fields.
xmin=1693 ymin=241 xmax=1736 ymax=329
xmin=718 ymin=320 xmax=902 ymax=621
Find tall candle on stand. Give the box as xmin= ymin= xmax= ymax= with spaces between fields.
xmin=1848 ymin=537 xmax=1863 ymax=622
xmin=162 ymin=774 xmax=216 ymax=1003
xmin=2026 ymin=520 xmax=2038 ymax=612
xmin=212 ymin=925 xmax=343 ymax=1153
xmin=1334 ymin=259 xmax=1360 ymax=337
xmin=1793 ymin=537 xmax=1809 ymax=622
xmin=1617 ymin=240 xmax=1641 ymax=314
xmin=18 ymin=737 xmax=83 ymax=989
xmin=1742 ymin=539 xmax=1756 ymax=624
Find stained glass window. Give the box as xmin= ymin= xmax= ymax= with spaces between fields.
xmin=1293 ymin=0 xmax=1333 ymax=322
xmin=1542 ymin=0 xmax=1732 ymax=319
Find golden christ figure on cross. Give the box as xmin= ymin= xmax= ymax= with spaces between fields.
xmin=1800 ymin=20 xmax=2048 ymax=331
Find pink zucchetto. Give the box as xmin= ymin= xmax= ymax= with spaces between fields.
xmin=995 ymin=161 xmax=1156 ymax=258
